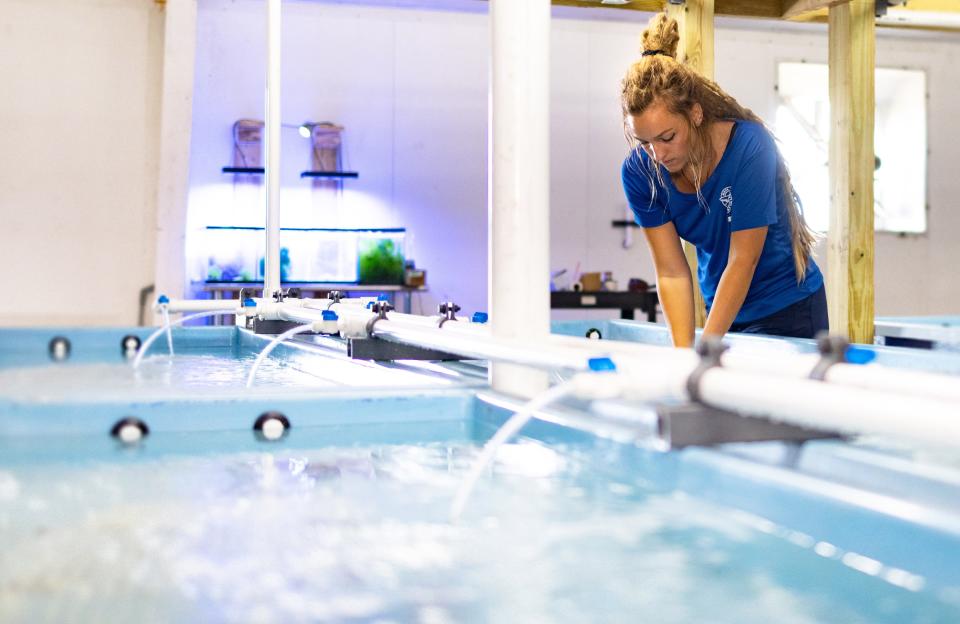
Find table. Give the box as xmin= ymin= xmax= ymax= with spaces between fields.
xmin=550 ymin=290 xmax=659 ymax=322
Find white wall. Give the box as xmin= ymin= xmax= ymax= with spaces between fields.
xmin=0 ymin=0 xmax=164 ymax=326
xmin=3 ymin=0 xmax=958 ymax=327
xmin=713 ymin=24 xmax=960 ymax=316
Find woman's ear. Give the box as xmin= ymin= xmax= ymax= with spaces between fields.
xmin=692 ymin=102 xmax=704 ymax=127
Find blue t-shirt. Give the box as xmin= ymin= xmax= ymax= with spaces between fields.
xmin=621 ymin=120 xmax=823 ymax=324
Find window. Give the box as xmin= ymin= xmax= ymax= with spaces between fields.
xmin=775 ymin=62 xmax=927 ymax=234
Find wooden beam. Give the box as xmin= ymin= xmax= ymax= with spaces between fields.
xmin=666 ymin=0 xmax=715 ymax=328
xmin=714 ymin=0 xmax=782 ymax=18
xmin=473 ymin=0 xmax=784 ymax=20
xmin=550 ymin=0 xmax=665 ymax=12
xmin=827 ymin=0 xmax=874 ymax=343
xmin=781 ymin=0 xmax=848 ymax=19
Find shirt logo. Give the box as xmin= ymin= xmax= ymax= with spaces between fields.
xmin=719 ymin=186 xmax=733 ymax=222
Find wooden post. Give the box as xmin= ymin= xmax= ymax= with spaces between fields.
xmin=828 ymin=0 xmax=874 ymax=343
xmin=666 ymin=0 xmax=714 ymax=327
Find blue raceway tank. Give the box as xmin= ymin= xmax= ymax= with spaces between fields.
xmin=1 ymin=324 xmax=959 ymax=623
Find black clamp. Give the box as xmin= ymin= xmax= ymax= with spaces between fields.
xmin=286 ymin=287 xmax=302 ymax=299
xmin=438 ymin=301 xmax=460 ymax=328
xmin=686 ymin=337 xmax=728 ymax=404
xmin=365 ymin=300 xmax=395 ymax=336
xmin=326 ymin=290 xmax=343 ymax=307
xmin=272 ymin=289 xmax=285 ymax=302
xmin=810 ymin=332 xmax=849 ymax=381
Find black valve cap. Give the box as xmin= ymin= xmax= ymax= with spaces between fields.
xmin=121 ymin=335 xmax=142 ymax=358
xmin=48 ymin=336 xmax=71 ymax=362
xmin=110 ymin=417 xmax=150 ymax=444
xmin=253 ymin=411 xmax=291 ymax=441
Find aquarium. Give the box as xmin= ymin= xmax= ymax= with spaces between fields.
xmin=357 ymin=230 xmax=405 ymax=285
xmin=201 ymin=227 xmax=405 ymax=284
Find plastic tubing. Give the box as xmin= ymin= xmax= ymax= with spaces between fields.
xmin=450 ymin=381 xmax=576 ymax=523
xmin=245 ymin=323 xmax=316 ymax=388
xmin=132 ymin=309 xmax=237 ymax=368
xmin=157 ymin=299 xmax=242 ymax=314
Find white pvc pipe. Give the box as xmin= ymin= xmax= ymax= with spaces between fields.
xmin=489 ymin=0 xmax=552 ymax=398
xmin=275 ymin=304 xmax=595 ymax=370
xmin=158 ymin=299 xmax=243 ymax=314
xmin=263 ymin=0 xmax=282 ymax=298
xmin=823 ymin=363 xmax=960 ymax=405
xmin=373 ymin=321 xmax=593 ymax=370
xmin=719 ymin=349 xmax=960 ymax=406
xmin=243 ymin=299 xmax=960 ymax=445
xmin=274 ymin=300 xmax=960 ymax=411
xmin=556 ymin=331 xmax=960 ymax=406
xmin=697 ymin=366 xmax=960 ymax=449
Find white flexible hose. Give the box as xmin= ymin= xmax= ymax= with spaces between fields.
xmin=245 ymin=323 xmax=316 ymax=388
xmin=450 ymin=381 xmax=577 ymax=523
xmin=132 ymin=310 xmax=237 ymax=368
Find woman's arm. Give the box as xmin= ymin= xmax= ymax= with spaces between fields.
xmin=702 ymin=226 xmax=767 ymax=339
xmin=642 ymin=222 xmax=696 ymax=348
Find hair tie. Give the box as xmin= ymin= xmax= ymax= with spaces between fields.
xmin=642 ymin=49 xmax=667 ymax=57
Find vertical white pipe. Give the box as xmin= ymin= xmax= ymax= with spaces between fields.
xmin=489 ymin=0 xmax=552 ymax=397
xmin=263 ymin=0 xmax=282 ymax=298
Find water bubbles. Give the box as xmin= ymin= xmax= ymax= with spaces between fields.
xmin=0 ymin=472 xmax=20 ymax=501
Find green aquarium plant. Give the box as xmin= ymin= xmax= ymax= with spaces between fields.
xmin=358 ymin=238 xmax=404 ymax=285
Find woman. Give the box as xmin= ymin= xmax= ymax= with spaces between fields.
xmin=621 ymin=13 xmax=827 ymax=348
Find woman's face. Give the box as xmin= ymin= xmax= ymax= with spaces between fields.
xmin=629 ymin=100 xmax=700 ymax=174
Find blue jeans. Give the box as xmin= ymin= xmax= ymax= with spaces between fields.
xmin=728 ymin=285 xmax=828 ymax=339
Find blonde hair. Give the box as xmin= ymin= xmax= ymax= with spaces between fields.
xmin=621 ymin=13 xmax=818 ymax=282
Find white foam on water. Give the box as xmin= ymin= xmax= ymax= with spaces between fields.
xmin=0 ymin=442 xmax=955 ymax=624
xmin=0 ymin=352 xmax=451 ymax=404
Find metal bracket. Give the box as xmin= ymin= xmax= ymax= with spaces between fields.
xmin=810 ymin=333 xmax=849 ymax=381
xmin=365 ymin=300 xmax=395 ymax=336
xmin=438 ymin=301 xmax=460 ymax=328
xmin=252 ymin=318 xmax=304 ymax=335
xmin=686 ymin=337 xmax=727 ymax=403
xmin=657 ymin=402 xmax=841 ymax=449
xmin=347 ymin=338 xmax=465 ymax=361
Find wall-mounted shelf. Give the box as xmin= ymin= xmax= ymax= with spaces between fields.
xmin=300 ymin=171 xmax=359 ymax=179
xmin=220 ymin=167 xmax=359 ymax=179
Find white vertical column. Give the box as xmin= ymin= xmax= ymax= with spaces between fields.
xmin=263 ymin=0 xmax=282 ymax=298
xmin=489 ymin=0 xmax=551 ymax=397
xmin=152 ymin=0 xmax=197 ymax=324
